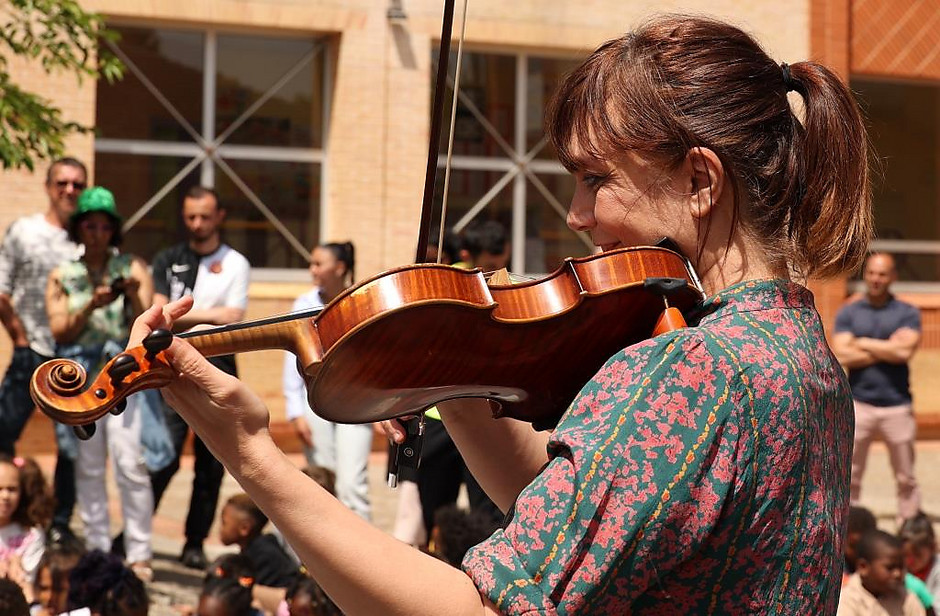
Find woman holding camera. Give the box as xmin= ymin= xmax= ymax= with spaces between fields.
xmin=45 ymin=186 xmax=155 ymax=579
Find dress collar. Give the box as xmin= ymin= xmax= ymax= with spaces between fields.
xmin=690 ymin=279 xmax=815 ymax=326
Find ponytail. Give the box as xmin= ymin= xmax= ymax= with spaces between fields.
xmin=321 ymin=241 xmax=356 ymax=285
xmin=782 ymin=61 xmax=873 ymax=278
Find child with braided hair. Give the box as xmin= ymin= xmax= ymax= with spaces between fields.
xmin=65 ymin=550 xmax=148 ymax=616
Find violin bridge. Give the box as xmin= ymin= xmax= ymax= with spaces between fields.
xmin=486 ymin=268 xmax=513 ymax=285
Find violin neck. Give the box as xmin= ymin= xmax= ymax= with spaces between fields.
xmin=179 ymin=308 xmax=324 ymax=368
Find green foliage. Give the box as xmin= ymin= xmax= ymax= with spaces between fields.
xmin=0 ymin=0 xmax=123 ymax=171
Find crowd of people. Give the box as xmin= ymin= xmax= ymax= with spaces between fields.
xmin=0 ymin=11 xmax=936 ymax=616
xmin=0 ymin=155 xmax=518 ymax=614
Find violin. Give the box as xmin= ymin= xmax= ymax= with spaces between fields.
xmin=30 ymin=245 xmax=703 ymax=435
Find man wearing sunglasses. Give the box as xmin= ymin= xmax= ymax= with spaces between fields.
xmin=0 ymin=157 xmax=85 ymax=539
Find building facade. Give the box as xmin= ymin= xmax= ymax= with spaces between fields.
xmin=3 ymin=0 xmax=938 ymax=424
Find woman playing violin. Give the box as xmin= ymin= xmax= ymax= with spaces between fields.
xmin=127 ymin=15 xmax=870 ymax=615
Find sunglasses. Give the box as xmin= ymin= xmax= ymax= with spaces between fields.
xmin=79 ymin=220 xmax=114 ymax=233
xmin=54 ymin=180 xmax=87 ymax=190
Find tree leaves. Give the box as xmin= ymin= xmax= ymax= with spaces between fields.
xmin=0 ymin=0 xmax=123 ymax=170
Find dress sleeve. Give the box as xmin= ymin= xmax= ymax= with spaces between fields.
xmin=462 ymin=330 xmax=744 ymax=614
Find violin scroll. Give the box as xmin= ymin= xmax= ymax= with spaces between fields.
xmin=30 ymin=330 xmax=179 ymax=429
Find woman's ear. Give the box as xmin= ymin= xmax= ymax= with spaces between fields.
xmin=684 ymin=147 xmax=725 ymax=220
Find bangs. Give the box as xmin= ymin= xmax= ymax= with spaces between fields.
xmin=547 ymin=43 xmax=627 ymax=172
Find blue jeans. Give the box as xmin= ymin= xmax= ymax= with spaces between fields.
xmin=0 ymin=346 xmax=48 ymax=455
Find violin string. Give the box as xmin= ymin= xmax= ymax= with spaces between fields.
xmin=437 ymin=0 xmax=470 ymax=264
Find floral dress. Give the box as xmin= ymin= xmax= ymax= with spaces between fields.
xmin=463 ymin=280 xmax=853 ymax=615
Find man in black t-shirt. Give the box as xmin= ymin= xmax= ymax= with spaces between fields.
xmin=150 ymin=186 xmax=250 ymax=569
xmin=832 ymin=253 xmax=922 ymax=522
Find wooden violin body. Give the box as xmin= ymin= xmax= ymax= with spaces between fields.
xmin=31 ymin=245 xmax=703 ymax=432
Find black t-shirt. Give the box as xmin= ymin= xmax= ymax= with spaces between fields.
xmin=243 ymin=533 xmax=301 ymax=588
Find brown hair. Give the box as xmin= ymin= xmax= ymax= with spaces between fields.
xmin=0 ymin=454 xmax=53 ymax=528
xmin=548 ymin=14 xmax=872 ymax=278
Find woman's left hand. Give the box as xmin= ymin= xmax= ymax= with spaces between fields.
xmin=127 ymin=298 xmax=272 ymax=469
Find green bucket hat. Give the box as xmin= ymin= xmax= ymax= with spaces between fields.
xmin=73 ymin=186 xmax=122 ymax=224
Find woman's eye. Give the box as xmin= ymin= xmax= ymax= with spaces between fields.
xmin=582 ymin=173 xmax=609 ymax=190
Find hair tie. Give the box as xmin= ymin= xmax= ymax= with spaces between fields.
xmin=780 ymin=62 xmax=797 ymax=92
xmin=238 ymin=576 xmax=254 ymax=588
xmin=12 ymin=457 xmax=24 ymax=468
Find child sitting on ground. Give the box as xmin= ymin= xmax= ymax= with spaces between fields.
xmin=901 ymin=513 xmax=940 ymax=605
xmin=65 ymin=549 xmax=148 ymax=616
xmin=197 ymin=577 xmax=254 ymax=616
xmin=427 ymin=505 xmax=500 ymax=568
xmin=839 ymin=529 xmax=925 ymax=616
xmin=0 ymin=577 xmax=29 ymax=616
xmin=0 ymin=454 xmax=54 ymax=605
xmin=33 ymin=540 xmax=86 ymax=616
xmin=219 ymin=494 xmax=301 ymax=614
xmin=283 ymin=575 xmax=341 ymax=616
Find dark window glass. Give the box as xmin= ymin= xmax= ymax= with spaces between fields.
xmin=214 ymin=160 xmax=320 ymax=269
xmin=526 ymin=173 xmax=585 ymax=273
xmin=216 ymin=35 xmax=323 ymax=148
xmin=527 ymin=57 xmax=580 ymax=160
xmin=435 ymin=52 xmax=516 ymax=157
xmin=97 ymin=27 xmax=204 ymax=142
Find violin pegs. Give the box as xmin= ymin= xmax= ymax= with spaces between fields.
xmin=143 ymin=329 xmax=173 ymax=356
xmin=108 ymin=353 xmax=140 ymax=384
xmin=109 ymin=398 xmax=128 ymax=416
xmin=73 ymin=423 xmax=96 ymax=440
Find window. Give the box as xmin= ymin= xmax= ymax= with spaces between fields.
xmin=853 ymin=78 xmax=940 ymax=290
xmin=95 ymin=26 xmax=329 ymax=270
xmin=432 ymin=50 xmax=589 ymax=274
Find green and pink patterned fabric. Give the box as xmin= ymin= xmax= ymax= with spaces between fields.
xmin=463 ymin=279 xmax=852 ymax=615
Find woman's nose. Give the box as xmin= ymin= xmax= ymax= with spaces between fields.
xmin=567 ymin=193 xmax=595 ymax=232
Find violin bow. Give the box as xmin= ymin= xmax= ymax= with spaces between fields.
xmin=414 ymin=0 xmax=469 ymax=265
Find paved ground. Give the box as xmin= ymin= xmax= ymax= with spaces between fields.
xmin=34 ymin=440 xmax=940 ymax=614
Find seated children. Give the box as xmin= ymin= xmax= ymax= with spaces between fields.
xmin=65 ymin=550 xmax=148 ymax=616
xmin=219 ymin=494 xmax=301 ymax=614
xmin=34 ymin=540 xmax=86 ymax=616
xmin=0 ymin=577 xmax=29 ymax=616
xmin=427 ymin=505 xmax=500 ymax=568
xmin=0 ymin=454 xmax=54 ymax=604
xmin=283 ymin=575 xmax=341 ymax=616
xmin=902 ymin=513 xmax=940 ymax=605
xmin=197 ymin=577 xmax=254 ymax=616
xmin=845 ymin=505 xmax=879 ymax=579
xmin=839 ymin=529 xmax=926 ymax=616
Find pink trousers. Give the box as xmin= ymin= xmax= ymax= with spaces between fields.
xmin=850 ymin=399 xmax=921 ymax=520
